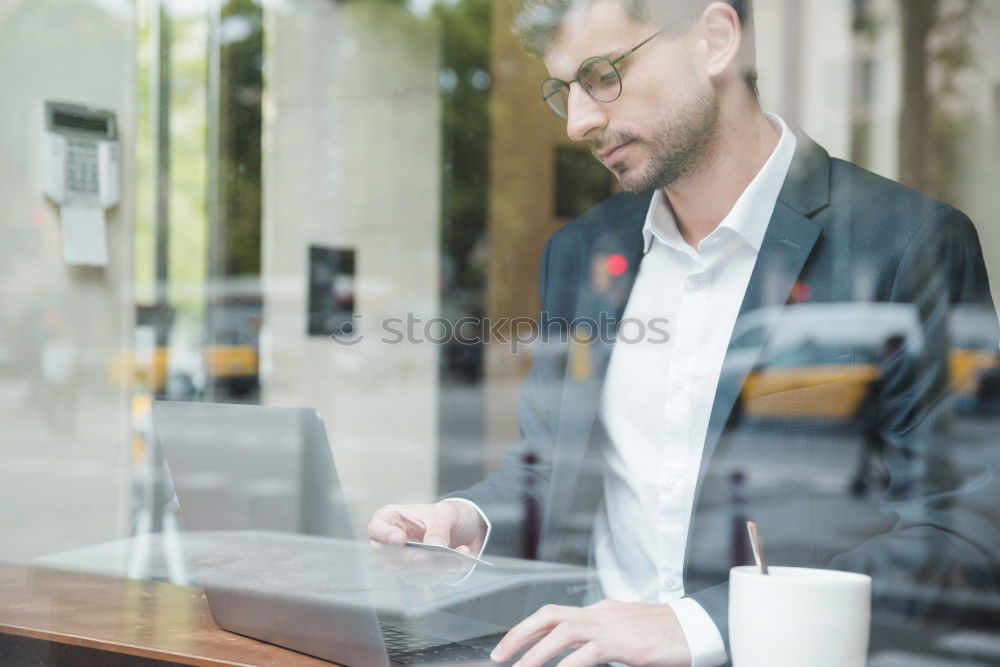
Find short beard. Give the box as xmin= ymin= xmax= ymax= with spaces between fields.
xmin=591 ymin=86 xmax=721 ymax=194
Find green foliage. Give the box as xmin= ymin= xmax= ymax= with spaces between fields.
xmin=134 ymin=2 xmax=211 ymax=320
xmin=433 ymin=0 xmax=491 ymax=306
xmin=218 ymin=0 xmax=264 ymax=278
xmin=926 ymin=0 xmax=978 ymax=204
xmin=898 ymin=0 xmax=981 ymax=204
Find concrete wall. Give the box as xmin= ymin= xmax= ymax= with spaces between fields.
xmin=0 ymin=0 xmax=135 ymax=561
xmin=798 ymin=0 xmax=853 ymax=159
xmin=261 ymin=0 xmax=442 ymax=528
xmin=865 ymin=0 xmax=903 ymax=182
xmin=755 ymin=0 xmax=854 ymax=159
xmin=756 ymin=0 xmax=901 ymax=175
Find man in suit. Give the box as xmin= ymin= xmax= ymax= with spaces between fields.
xmin=369 ymin=1 xmax=1000 ymax=665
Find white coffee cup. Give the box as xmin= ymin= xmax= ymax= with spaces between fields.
xmin=729 ymin=565 xmax=871 ymax=667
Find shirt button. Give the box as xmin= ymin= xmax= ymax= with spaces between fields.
xmin=667 ymin=578 xmax=679 ymax=590
xmin=675 ymin=377 xmax=687 ymax=389
xmin=666 ymin=476 xmax=680 ymax=489
xmin=686 ymin=275 xmax=706 ymax=291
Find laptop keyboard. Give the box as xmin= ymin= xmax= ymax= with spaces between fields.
xmin=379 ymin=621 xmax=495 ymax=664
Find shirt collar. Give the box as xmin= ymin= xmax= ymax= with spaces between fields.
xmin=641 ymin=113 xmax=798 ymax=255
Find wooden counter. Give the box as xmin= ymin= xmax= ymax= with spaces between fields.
xmin=0 ymin=562 xmax=336 ymax=666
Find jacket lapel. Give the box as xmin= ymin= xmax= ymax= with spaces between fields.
xmin=690 ymin=130 xmax=832 ymax=531
xmin=539 ymin=195 xmax=649 ymax=560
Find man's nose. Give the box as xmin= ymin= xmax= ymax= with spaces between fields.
xmin=565 ymin=83 xmax=608 ymax=143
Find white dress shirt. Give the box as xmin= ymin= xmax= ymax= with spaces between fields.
xmin=594 ymin=113 xmax=797 ymax=666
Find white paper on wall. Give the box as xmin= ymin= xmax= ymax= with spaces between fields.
xmin=61 ymin=203 xmax=108 ymax=267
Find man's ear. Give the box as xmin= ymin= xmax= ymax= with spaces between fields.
xmin=701 ymin=1 xmax=742 ymax=81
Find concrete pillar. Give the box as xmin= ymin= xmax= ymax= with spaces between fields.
xmin=0 ymin=0 xmax=136 ymax=561
xmin=261 ymin=0 xmax=442 ymax=528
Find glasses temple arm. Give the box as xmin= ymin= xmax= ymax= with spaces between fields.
xmin=611 ymin=30 xmax=663 ymax=66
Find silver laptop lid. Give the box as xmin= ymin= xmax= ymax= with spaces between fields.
xmin=152 ymin=400 xmax=389 ymax=667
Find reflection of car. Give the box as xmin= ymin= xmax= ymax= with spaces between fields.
xmin=949 ymin=306 xmax=1000 ymax=399
xmin=740 ymin=344 xmax=878 ymax=421
xmin=107 ymin=346 xmax=202 ymax=396
xmin=203 ymin=344 xmax=258 ymax=380
xmin=951 ymin=348 xmax=998 ymax=397
xmin=107 ymin=344 xmax=170 ymax=391
xmin=727 ymin=303 xmax=923 ymax=370
xmin=725 ymin=303 xmax=918 ymax=422
xmin=971 ymin=366 xmax=1000 ymax=414
xmin=730 ymin=303 xmax=999 ymax=422
xmin=204 ymin=295 xmax=262 ymax=398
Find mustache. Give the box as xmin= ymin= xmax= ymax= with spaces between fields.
xmin=590 ymin=130 xmax=640 ymax=157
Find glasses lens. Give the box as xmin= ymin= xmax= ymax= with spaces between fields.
xmin=542 ymin=78 xmax=570 ymax=118
xmin=579 ymin=57 xmax=621 ymax=103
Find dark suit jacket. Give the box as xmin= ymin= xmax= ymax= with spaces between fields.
xmin=451 ymin=128 xmax=1000 ymax=658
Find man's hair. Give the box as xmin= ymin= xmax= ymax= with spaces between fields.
xmin=514 ymin=0 xmax=758 ymax=96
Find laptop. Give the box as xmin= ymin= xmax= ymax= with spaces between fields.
xmin=152 ymin=400 xmax=505 ymax=666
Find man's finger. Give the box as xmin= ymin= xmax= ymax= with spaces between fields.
xmin=510 ymin=623 xmax=581 ymax=667
xmin=491 ymin=605 xmax=569 ymax=662
xmin=367 ymin=515 xmax=408 ymax=545
xmin=394 ymin=508 xmax=427 ymax=532
xmin=555 ymin=641 xmax=602 ymax=667
xmin=421 ymin=505 xmax=458 ymax=547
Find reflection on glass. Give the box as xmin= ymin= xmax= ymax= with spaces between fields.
xmin=1 ymin=0 xmax=998 ymax=665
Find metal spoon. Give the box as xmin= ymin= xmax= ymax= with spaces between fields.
xmin=746 ymin=520 xmax=769 ymax=575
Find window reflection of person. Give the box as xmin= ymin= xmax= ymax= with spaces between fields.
xmin=368 ymin=1 xmax=1000 ymax=666
xmin=850 ymin=334 xmax=906 ymax=498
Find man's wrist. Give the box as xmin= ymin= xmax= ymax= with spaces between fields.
xmin=440 ymin=498 xmax=491 ymax=554
xmin=668 ymin=597 xmax=727 ymax=667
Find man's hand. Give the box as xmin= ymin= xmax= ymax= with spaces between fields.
xmin=489 ymin=600 xmax=692 ymax=667
xmin=367 ymin=500 xmax=487 ymax=555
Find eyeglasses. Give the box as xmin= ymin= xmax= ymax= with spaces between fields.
xmin=541 ymin=32 xmax=662 ymax=119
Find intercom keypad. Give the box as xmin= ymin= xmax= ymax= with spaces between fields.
xmin=65 ymin=138 xmax=100 ymax=196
